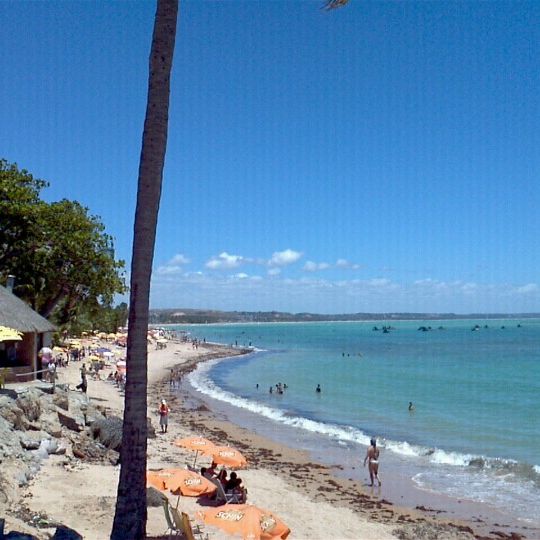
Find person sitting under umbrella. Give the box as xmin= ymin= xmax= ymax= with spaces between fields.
xmin=205 ymin=461 xmax=218 ymax=478
xmin=225 ymin=472 xmax=247 ymax=502
xmin=217 ymin=468 xmax=228 ymax=487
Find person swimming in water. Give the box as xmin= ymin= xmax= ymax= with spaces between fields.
xmin=316 ymin=384 xmax=321 ymax=393
xmin=363 ymin=437 xmax=381 ymax=486
xmin=408 ymin=401 xmax=415 ymax=411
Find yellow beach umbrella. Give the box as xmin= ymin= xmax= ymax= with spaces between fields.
xmin=0 ymin=326 xmax=23 ymax=342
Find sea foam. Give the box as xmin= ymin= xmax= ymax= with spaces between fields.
xmin=188 ymin=356 xmax=540 ymax=482
xmin=188 ymin=358 xmax=372 ymax=447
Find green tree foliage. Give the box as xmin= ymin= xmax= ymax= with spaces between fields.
xmin=0 ymin=159 xmax=127 ymax=329
xmin=68 ymin=302 xmax=129 ymax=336
xmin=0 ymin=159 xmax=48 ymax=270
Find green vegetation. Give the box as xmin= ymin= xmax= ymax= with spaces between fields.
xmin=149 ymin=308 xmax=540 ymax=324
xmin=0 ymin=159 xmax=127 ymax=333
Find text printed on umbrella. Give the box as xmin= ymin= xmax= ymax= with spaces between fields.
xmin=216 ymin=510 xmax=245 ymax=522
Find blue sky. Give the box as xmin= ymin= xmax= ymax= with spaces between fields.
xmin=2 ymin=1 xmax=539 ymax=313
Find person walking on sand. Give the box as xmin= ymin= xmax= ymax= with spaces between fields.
xmin=363 ymin=437 xmax=381 ymax=486
xmin=76 ymin=363 xmax=88 ymax=394
xmin=159 ymin=399 xmax=170 ymax=433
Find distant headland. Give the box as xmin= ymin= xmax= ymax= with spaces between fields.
xmin=149 ymin=309 xmax=540 ymax=325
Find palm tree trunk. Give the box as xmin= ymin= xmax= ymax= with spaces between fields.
xmin=110 ymin=1 xmax=178 ymax=538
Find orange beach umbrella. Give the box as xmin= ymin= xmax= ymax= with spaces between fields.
xmin=147 ymin=469 xmax=216 ymax=497
xmin=174 ymin=436 xmax=216 ymax=452
xmin=203 ymin=445 xmax=248 ymax=468
xmin=174 ymin=436 xmax=216 ymax=467
xmin=197 ymin=504 xmax=290 ymax=540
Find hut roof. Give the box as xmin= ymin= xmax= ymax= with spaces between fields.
xmin=0 ymin=285 xmax=55 ymax=333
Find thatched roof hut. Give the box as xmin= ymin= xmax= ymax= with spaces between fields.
xmin=0 ymin=285 xmax=55 ymax=333
xmin=0 ymin=284 xmax=55 ymax=382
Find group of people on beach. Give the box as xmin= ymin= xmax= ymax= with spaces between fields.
xmin=201 ymin=462 xmax=247 ymax=502
xmin=169 ymin=368 xmax=182 ymax=389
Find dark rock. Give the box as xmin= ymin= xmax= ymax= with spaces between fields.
xmin=106 ymin=449 xmax=120 ymax=465
xmin=52 ymin=388 xmax=69 ymax=411
xmin=16 ymin=395 xmax=41 ymax=422
xmin=57 ymin=410 xmax=84 ymax=432
xmin=90 ymin=416 xmax=123 ymax=451
xmin=72 ymin=437 xmax=119 ymax=464
xmin=39 ymin=411 xmax=63 ymax=438
xmin=20 ymin=438 xmax=41 ymax=450
xmin=147 ymin=417 xmax=156 ymax=439
xmin=0 ymin=388 xmax=18 ymax=399
xmin=36 ymin=384 xmax=55 ymax=395
xmin=51 ymin=524 xmax=83 ymax=540
xmin=147 ymin=486 xmax=168 ymax=507
xmin=0 ymin=402 xmax=27 ymax=431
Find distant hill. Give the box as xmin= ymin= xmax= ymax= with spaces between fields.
xmin=148 ymin=308 xmax=540 ymax=325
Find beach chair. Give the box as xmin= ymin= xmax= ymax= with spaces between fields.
xmin=211 ymin=478 xmax=243 ymax=504
xmin=169 ymin=507 xmax=208 ymax=540
xmin=162 ymin=499 xmax=181 ymax=537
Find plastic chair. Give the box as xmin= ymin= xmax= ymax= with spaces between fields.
xmin=169 ymin=507 xmax=208 ymax=540
xmin=210 ymin=478 xmax=243 ymax=504
xmin=162 ymin=499 xmax=181 ymax=537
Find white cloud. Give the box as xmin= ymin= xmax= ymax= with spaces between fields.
xmin=461 ymin=282 xmax=478 ymax=292
xmin=206 ymin=252 xmax=244 ymax=270
xmin=303 ymin=261 xmax=330 ymax=272
xmin=155 ymin=253 xmax=191 ymax=275
xmin=335 ymin=258 xmax=361 ymax=270
xmin=368 ymin=278 xmax=391 ymax=287
xmin=169 ymin=254 xmax=190 ymax=265
xmin=269 ymin=249 xmax=302 ymax=266
xmin=150 ymin=267 xmax=540 ymax=313
xmin=515 ymin=283 xmax=539 ymax=294
xmin=155 ymin=265 xmax=184 ymax=275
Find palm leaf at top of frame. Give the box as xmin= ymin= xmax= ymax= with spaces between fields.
xmin=322 ymin=0 xmax=350 ymax=10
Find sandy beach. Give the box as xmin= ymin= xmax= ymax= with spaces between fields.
xmin=1 ymin=339 xmax=526 ymax=539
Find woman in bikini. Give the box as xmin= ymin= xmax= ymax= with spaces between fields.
xmin=363 ymin=437 xmax=381 ymax=486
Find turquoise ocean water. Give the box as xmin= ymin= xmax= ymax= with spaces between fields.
xmin=172 ymin=320 xmax=540 ymax=525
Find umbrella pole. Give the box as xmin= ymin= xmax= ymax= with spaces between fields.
xmin=193 ymin=450 xmax=199 ymax=468
xmin=175 ymin=493 xmax=180 ymax=509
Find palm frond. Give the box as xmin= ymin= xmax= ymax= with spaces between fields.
xmin=322 ymin=0 xmax=350 ymax=10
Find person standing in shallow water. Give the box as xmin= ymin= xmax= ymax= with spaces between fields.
xmin=363 ymin=437 xmax=381 ymax=486
xmin=316 ymin=384 xmax=321 ymax=393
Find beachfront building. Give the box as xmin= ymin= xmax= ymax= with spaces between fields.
xmin=0 ymin=284 xmax=55 ymax=383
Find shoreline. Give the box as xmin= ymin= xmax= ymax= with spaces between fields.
xmin=3 ymin=338 xmax=532 ymax=539
xmin=165 ymin=342 xmax=536 ymax=540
